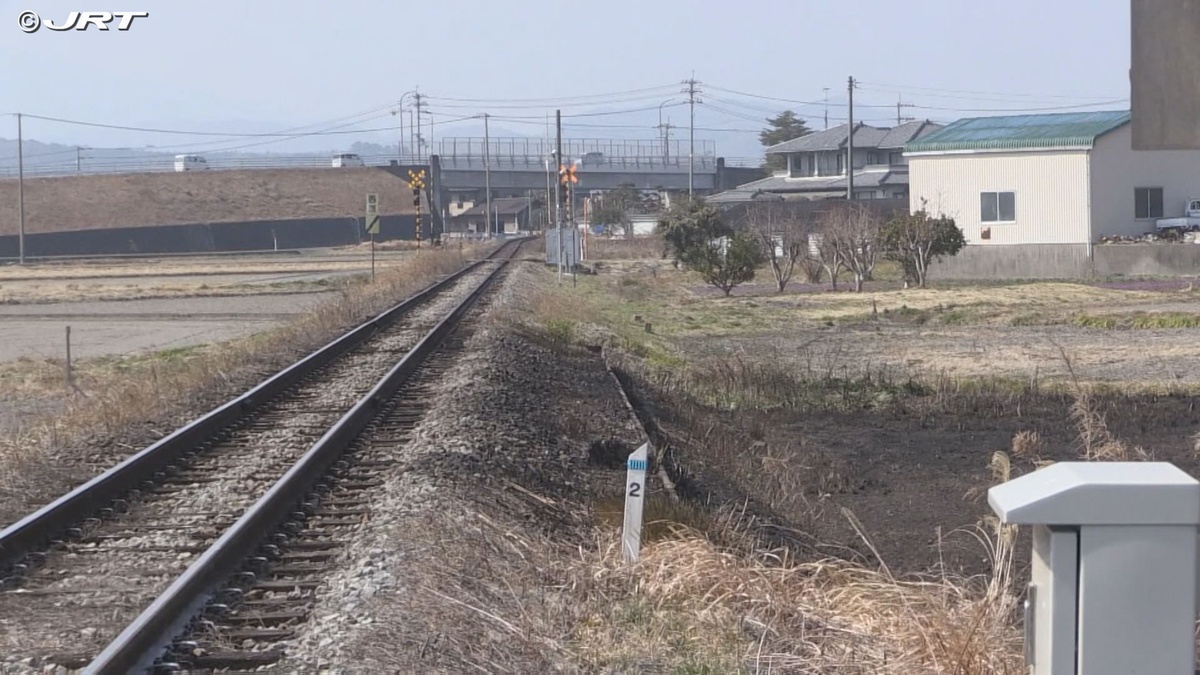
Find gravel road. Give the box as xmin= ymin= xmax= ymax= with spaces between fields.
xmin=0 ymin=293 xmax=332 ymax=363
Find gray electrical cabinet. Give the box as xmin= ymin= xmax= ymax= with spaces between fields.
xmin=989 ymin=462 xmax=1200 ymax=675
xmin=545 ymin=227 xmax=581 ymax=268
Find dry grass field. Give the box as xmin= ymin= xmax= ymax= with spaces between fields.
xmin=510 ymin=248 xmax=1200 ymax=671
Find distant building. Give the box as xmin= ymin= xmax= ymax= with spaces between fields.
xmin=905 ymin=110 xmax=1200 ymax=278
xmin=446 ymin=197 xmax=532 ymax=234
xmin=709 ymin=120 xmax=943 ymax=204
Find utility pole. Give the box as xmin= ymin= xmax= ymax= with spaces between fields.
xmin=846 ymin=76 xmax=856 ymax=201
xmin=661 ymin=121 xmax=673 ymax=163
xmin=414 ymin=87 xmax=423 ymax=161
xmin=555 ymin=109 xmax=563 ymax=283
xmin=896 ymin=95 xmax=914 ymax=126
xmin=683 ymin=77 xmax=701 ymax=197
xmin=76 ymin=146 xmax=82 ymax=173
xmin=17 ymin=113 xmax=25 ymax=265
xmin=823 ymin=87 xmax=830 ymax=130
xmin=482 ymin=112 xmax=492 ymax=239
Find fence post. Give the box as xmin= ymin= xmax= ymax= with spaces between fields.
xmin=64 ymin=325 xmax=72 ymax=389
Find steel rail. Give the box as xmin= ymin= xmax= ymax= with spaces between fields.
xmin=0 ymin=240 xmax=514 ymax=570
xmin=86 ymin=240 xmax=522 ymax=673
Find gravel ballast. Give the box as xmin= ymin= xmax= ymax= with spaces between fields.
xmin=0 ymin=261 xmax=506 ymax=673
xmin=274 ymin=263 xmax=646 ymax=673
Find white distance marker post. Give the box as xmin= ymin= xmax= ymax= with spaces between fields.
xmin=623 ymin=443 xmax=650 ymax=563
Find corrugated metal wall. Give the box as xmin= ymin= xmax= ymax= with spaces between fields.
xmin=908 ymin=150 xmax=1091 ymax=245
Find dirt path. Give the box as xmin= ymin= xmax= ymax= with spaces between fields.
xmin=0 ymin=293 xmax=330 ymax=363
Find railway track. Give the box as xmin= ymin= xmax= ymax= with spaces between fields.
xmin=0 ymin=238 xmax=525 ymax=674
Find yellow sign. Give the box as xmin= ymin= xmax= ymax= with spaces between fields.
xmin=406 ymin=169 xmax=426 ymax=189
xmin=366 ymin=214 xmax=381 ymax=235
xmin=559 ymin=161 xmax=578 ymax=185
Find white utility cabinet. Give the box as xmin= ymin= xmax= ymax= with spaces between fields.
xmin=988 ymin=462 xmax=1200 ymax=675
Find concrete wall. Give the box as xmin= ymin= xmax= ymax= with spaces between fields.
xmin=1132 ymin=0 xmax=1200 ymax=150
xmin=927 ymin=243 xmax=1200 ymax=280
xmin=0 ymin=166 xmax=426 ymax=236
xmin=1091 ymin=125 xmax=1200 ymax=238
xmin=0 ymin=214 xmax=428 ymax=259
xmin=909 ymin=150 xmax=1091 ymax=245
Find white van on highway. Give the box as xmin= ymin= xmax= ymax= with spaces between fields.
xmin=174 ymin=154 xmax=208 ymax=172
xmin=331 ymin=153 xmax=365 ymax=168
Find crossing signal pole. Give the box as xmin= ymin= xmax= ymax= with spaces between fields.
xmin=560 ymin=158 xmax=579 ymax=287
xmin=555 ymin=110 xmax=563 ymax=283
xmin=408 ymin=169 xmax=427 ymax=250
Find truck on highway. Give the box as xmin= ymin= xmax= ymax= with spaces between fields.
xmin=174 ymin=154 xmax=209 ymax=172
xmin=1156 ymin=198 xmax=1200 ymax=232
xmin=331 ymin=153 xmax=365 ymax=168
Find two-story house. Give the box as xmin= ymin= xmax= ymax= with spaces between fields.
xmin=709 ymin=120 xmax=943 ymax=203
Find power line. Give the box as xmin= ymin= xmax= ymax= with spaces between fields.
xmin=706 ymin=83 xmax=852 ymax=109
xmin=425 ymin=92 xmax=683 ymax=110
xmin=699 ymin=100 xmax=894 ymax=126
xmin=859 ymin=85 xmax=1120 ymax=105
xmin=478 ymin=116 xmax=760 ymax=133
xmin=707 ymin=81 xmax=1128 ymax=114
xmin=906 ymin=98 xmax=1129 ymax=113
xmin=425 ymin=83 xmax=678 ymax=104
xmin=18 ymin=113 xmax=403 ymax=138
xmin=856 ymin=81 xmax=1124 ymax=101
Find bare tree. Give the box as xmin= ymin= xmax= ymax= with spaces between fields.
xmin=820 ymin=203 xmax=880 ymax=292
xmin=744 ymin=202 xmax=821 ymax=292
xmin=811 ymin=228 xmax=846 ymax=291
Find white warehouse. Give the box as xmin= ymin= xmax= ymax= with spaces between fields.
xmin=905 ymin=111 xmax=1200 ymax=278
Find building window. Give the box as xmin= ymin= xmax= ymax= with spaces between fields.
xmin=868 ymin=152 xmax=879 ymax=165
xmin=889 ymin=152 xmax=903 ymax=165
xmin=981 ymin=191 xmax=1016 ymax=223
xmin=1135 ymin=187 xmax=1164 ymax=219
xmin=837 ymin=152 xmax=845 ymax=175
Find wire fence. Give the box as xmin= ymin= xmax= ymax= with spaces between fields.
xmin=0 ymin=153 xmax=419 ymax=178
xmin=0 ymin=139 xmax=762 ymax=178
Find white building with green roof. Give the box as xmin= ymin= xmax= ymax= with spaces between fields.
xmin=905 ymin=111 xmax=1200 ymax=277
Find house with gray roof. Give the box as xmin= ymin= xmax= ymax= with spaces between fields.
xmin=906 ymin=110 xmax=1200 ymax=278
xmin=708 ymin=120 xmax=942 ymax=204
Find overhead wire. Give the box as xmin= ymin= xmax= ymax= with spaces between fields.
xmin=855 ymin=81 xmax=1124 ymax=101
xmin=423 ymin=83 xmax=678 ymax=104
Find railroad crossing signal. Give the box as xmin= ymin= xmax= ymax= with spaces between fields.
xmin=559 ymin=161 xmax=578 ymax=185
xmin=407 ymin=169 xmax=427 ymax=248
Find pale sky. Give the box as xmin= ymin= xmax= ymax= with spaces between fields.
xmin=1 ymin=0 xmax=1132 ymax=158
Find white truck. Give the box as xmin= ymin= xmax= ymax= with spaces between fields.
xmin=174 ymin=154 xmax=208 ymax=172
xmin=1156 ymin=198 xmax=1200 ymax=232
xmin=331 ymin=153 xmax=365 ymax=168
